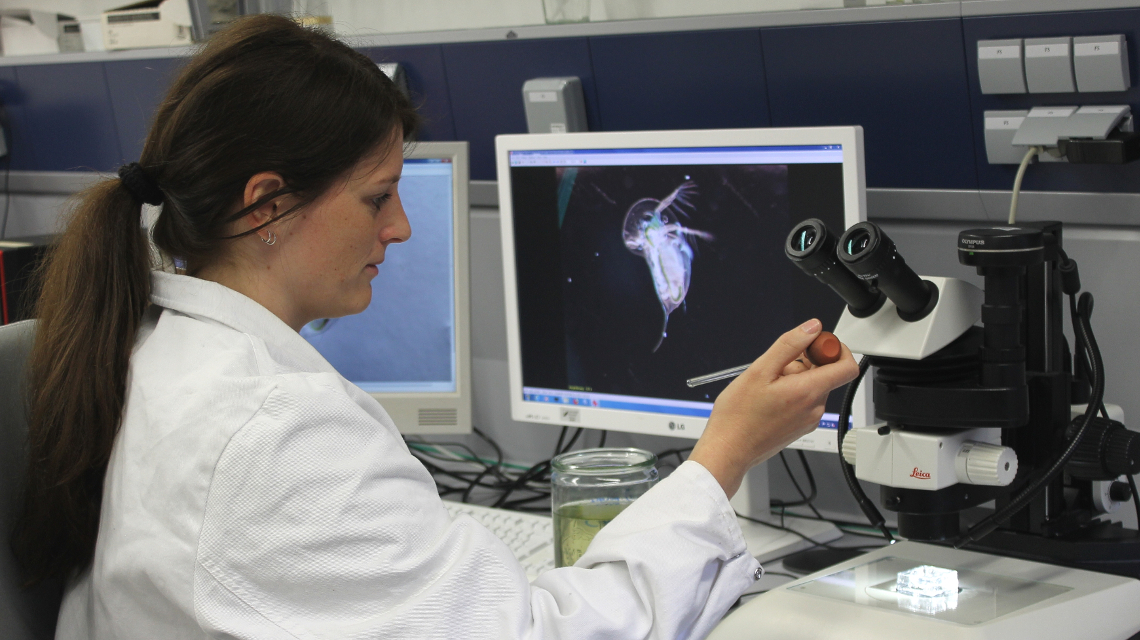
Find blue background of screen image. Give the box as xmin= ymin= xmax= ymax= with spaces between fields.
xmin=300 ymin=162 xmax=456 ymax=392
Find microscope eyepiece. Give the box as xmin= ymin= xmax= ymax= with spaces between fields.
xmin=788 ymin=223 xmax=815 ymax=252
xmin=838 ymin=222 xmax=938 ymax=322
xmin=785 ymin=219 xmax=885 ymax=318
xmin=785 ymin=219 xmax=832 ymax=270
xmin=843 ymin=227 xmax=875 ymax=258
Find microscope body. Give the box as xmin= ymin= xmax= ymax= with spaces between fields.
xmin=836 ymin=224 xmax=1049 ymax=538
xmin=787 ymin=219 xmax=1140 ymax=577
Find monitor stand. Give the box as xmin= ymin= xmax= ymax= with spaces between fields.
xmin=729 ymin=462 xmax=841 ymax=563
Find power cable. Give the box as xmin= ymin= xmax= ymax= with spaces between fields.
xmin=1008 ymin=145 xmax=1041 ymax=225
xmin=768 ymin=506 xmax=899 ymax=539
xmin=772 ymin=451 xmax=823 ymax=519
xmin=1128 ymin=473 xmax=1140 ymax=533
xmin=836 ymin=357 xmax=894 ymax=542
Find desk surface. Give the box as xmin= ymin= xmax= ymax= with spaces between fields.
xmin=733 ymin=532 xmax=892 ymax=609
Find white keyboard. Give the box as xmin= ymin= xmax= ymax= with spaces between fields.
xmin=443 ymin=500 xmax=556 ymax=581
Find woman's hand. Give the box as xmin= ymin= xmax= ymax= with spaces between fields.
xmin=689 ymin=319 xmax=859 ymax=499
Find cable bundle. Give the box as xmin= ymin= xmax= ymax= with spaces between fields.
xmin=406 ymin=426 xmax=604 ymax=511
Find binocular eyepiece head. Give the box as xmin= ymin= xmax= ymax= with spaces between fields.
xmin=786 ymin=219 xmax=938 ymax=322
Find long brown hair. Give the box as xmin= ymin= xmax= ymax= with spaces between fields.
xmin=12 ymin=14 xmax=419 ymax=585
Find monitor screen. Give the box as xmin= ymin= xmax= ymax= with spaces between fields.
xmin=300 ymin=143 xmax=472 ymax=434
xmin=498 ymin=129 xmax=865 ymax=444
xmin=301 ymin=158 xmax=456 ymax=393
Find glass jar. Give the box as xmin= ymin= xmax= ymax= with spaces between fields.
xmin=550 ymin=447 xmax=658 ymax=567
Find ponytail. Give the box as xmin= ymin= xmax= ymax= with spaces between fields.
xmin=13 ymin=179 xmax=152 ymax=584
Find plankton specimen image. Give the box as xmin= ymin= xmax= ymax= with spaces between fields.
xmin=622 ymin=180 xmax=713 ymax=352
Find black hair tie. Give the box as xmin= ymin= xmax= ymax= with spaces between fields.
xmin=118 ymin=163 xmax=165 ymax=206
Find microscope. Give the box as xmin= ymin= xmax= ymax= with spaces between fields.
xmin=710 ymin=219 xmax=1140 ymax=640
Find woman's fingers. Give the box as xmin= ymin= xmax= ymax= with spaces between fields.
xmin=781 ymin=356 xmax=812 ymax=377
xmin=751 ymin=319 xmax=823 ymax=380
xmin=793 ymin=342 xmax=859 ymax=393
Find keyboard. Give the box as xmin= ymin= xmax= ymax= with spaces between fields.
xmin=443 ymin=500 xmax=556 ymax=581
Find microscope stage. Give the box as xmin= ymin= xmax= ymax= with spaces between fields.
xmin=709 ymin=541 xmax=1140 ymax=640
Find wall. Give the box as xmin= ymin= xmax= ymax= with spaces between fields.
xmin=6 ymin=3 xmax=1140 ymax=188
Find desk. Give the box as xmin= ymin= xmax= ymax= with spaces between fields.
xmin=732 ymin=531 xmax=891 ymax=610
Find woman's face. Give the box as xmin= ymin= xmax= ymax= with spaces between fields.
xmin=274 ymin=141 xmax=410 ymax=329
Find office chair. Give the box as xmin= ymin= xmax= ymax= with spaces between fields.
xmin=0 ymin=320 xmax=62 ymax=639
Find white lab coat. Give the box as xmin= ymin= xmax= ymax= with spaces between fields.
xmin=55 ymin=272 xmax=760 ymax=639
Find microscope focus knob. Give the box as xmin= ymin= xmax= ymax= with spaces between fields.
xmin=1109 ymin=481 xmax=1133 ymax=503
xmin=957 ymin=442 xmax=1018 ymax=486
xmin=842 ymin=431 xmax=858 ymax=466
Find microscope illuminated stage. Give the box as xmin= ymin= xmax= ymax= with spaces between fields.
xmin=711 ymin=219 xmax=1140 ymax=638
xmin=710 ymin=541 xmax=1140 ymax=639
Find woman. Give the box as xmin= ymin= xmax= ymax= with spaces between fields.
xmin=14 ymin=15 xmax=857 ymax=639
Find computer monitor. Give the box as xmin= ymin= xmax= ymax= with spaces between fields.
xmin=300 ymin=141 xmax=472 ymax=434
xmin=496 ymin=128 xmax=868 ymax=450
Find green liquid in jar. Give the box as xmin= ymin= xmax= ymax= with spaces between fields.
xmin=554 ymin=501 xmax=630 ymax=568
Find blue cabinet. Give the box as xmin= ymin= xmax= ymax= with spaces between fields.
xmin=13 ymin=62 xmax=121 ymax=171
xmin=589 ymin=29 xmax=770 ymax=132
xmin=10 ymin=8 xmax=1140 ymax=196
xmin=762 ymin=19 xmax=977 ymax=191
xmin=105 ymin=57 xmax=183 ymax=164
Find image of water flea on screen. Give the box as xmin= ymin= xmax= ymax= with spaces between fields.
xmin=554 ymin=163 xmax=798 ymax=399
xmin=621 ymin=179 xmax=714 ymax=351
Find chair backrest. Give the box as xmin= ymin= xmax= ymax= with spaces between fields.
xmin=0 ymin=320 xmax=62 ymax=640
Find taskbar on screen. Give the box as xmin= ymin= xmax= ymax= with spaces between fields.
xmin=522 ymin=387 xmax=712 ymax=418
xmin=522 ymin=387 xmax=849 ymax=430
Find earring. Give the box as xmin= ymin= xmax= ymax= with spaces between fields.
xmin=261 ymin=230 xmax=277 ymax=246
